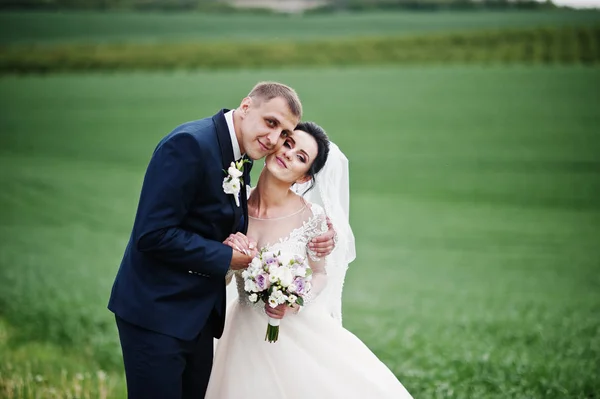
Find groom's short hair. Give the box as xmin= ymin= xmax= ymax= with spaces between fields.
xmin=248 ymin=82 xmax=302 ymax=118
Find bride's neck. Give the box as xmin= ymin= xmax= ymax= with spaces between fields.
xmin=249 ymin=169 xmax=296 ymax=218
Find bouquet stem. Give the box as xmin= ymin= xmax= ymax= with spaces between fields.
xmin=265 ymin=317 xmax=281 ymax=343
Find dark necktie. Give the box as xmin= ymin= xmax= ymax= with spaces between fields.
xmin=239 ymin=155 xmax=251 ymax=234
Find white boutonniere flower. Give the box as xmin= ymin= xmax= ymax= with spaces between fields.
xmin=222 ymin=158 xmax=248 ymax=207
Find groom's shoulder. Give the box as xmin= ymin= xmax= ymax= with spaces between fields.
xmin=170 ymin=116 xmax=215 ymax=137
xmin=162 ymin=116 xmax=217 ymax=145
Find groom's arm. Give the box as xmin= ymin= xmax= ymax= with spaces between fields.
xmin=134 ymin=132 xmax=233 ymax=279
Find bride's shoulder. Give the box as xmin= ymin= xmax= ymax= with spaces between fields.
xmin=290 ymin=191 xmax=325 ymax=218
xmin=304 ymin=201 xmax=325 ymax=218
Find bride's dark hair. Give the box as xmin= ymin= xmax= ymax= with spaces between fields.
xmin=295 ymin=121 xmax=330 ymax=194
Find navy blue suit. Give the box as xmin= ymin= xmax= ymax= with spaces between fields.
xmin=108 ymin=109 xmax=251 ymax=399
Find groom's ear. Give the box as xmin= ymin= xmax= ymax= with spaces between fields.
xmin=239 ymin=97 xmax=252 ymax=117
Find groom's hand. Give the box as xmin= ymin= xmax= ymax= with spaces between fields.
xmin=229 ymin=250 xmax=254 ymax=271
xmin=308 ymin=217 xmax=336 ymax=258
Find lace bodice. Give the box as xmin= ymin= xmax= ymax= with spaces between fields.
xmin=231 ymin=202 xmax=328 ymax=313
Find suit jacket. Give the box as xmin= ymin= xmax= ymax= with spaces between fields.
xmin=108 ymin=109 xmax=252 ymax=340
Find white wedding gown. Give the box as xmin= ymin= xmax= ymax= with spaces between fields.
xmin=205 ymin=201 xmax=413 ymax=399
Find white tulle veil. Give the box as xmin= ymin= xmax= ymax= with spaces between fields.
xmin=225 ymin=141 xmax=355 ymax=325
xmin=293 ymin=142 xmax=355 ymax=324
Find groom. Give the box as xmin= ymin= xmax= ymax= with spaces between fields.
xmin=108 ymin=82 xmax=336 ymax=399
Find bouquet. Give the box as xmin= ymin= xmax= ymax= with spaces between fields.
xmin=242 ymin=248 xmax=313 ymax=343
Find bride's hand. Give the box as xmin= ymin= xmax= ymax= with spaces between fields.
xmin=265 ymin=303 xmax=288 ymax=319
xmin=223 ymin=233 xmax=258 ymax=257
xmin=265 ymin=303 xmax=300 ymax=319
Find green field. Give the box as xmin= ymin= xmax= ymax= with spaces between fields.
xmin=0 ymin=66 xmax=599 ymax=398
xmin=1 ymin=10 xmax=600 ymax=44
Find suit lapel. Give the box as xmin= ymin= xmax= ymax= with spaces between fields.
xmin=212 ymin=109 xmax=243 ymax=233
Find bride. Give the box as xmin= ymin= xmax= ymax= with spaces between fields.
xmin=205 ymin=122 xmax=413 ymax=399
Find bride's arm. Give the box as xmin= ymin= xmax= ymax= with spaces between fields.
xmin=291 ymin=208 xmax=330 ymax=311
xmin=303 ymin=206 xmax=330 ymax=304
xmin=303 ymin=257 xmax=328 ymax=305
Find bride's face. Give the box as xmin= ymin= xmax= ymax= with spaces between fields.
xmin=265 ymin=129 xmax=318 ymax=185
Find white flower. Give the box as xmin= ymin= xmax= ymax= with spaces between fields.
xmin=278 ymin=253 xmax=294 ymax=267
xmin=244 ymin=280 xmax=257 ymax=293
xmin=268 ymin=272 xmax=279 ymax=284
xmin=294 ymin=266 xmax=307 ymax=277
xmin=275 ymin=267 xmax=294 ymax=287
xmin=287 ymin=294 xmax=297 ymax=304
xmin=248 ymin=293 xmax=258 ymax=303
xmin=225 ymin=179 xmax=240 ymax=194
xmin=268 ymin=297 xmax=278 ymax=308
xmin=288 ymin=283 xmax=297 ymax=293
xmin=222 ymin=179 xmax=237 ymax=195
xmin=227 ymin=162 xmax=243 ymax=179
xmin=222 ymin=162 xmax=244 ymax=207
xmin=271 ymin=290 xmax=288 ymax=305
xmin=222 ymin=180 xmax=241 ymax=207
xmin=241 ymin=270 xmax=250 ymax=279
xmin=268 ymin=262 xmax=280 ymax=273
xmin=250 ymin=267 xmax=261 ymax=278
xmin=250 ymin=257 xmax=262 ymax=270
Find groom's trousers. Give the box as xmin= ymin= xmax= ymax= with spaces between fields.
xmin=116 ymin=315 xmax=215 ymax=399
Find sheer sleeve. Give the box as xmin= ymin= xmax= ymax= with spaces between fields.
xmin=303 ymin=204 xmax=329 ymax=305
xmin=305 ymin=255 xmax=327 ymax=305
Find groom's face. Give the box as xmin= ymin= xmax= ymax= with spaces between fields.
xmin=238 ymin=96 xmax=299 ymax=160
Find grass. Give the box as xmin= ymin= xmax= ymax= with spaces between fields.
xmin=0 ymin=319 xmax=122 ymax=398
xmin=0 ymin=10 xmax=599 ymax=44
xmin=4 ymin=25 xmax=599 ymax=73
xmin=0 ymin=65 xmax=599 ymax=398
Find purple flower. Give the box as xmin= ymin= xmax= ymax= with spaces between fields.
xmin=255 ymin=273 xmax=270 ymax=291
xmin=265 ymin=257 xmax=277 ymax=265
xmin=293 ymin=277 xmax=306 ymax=295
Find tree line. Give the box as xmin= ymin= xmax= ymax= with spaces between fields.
xmin=0 ymin=0 xmax=558 ymax=11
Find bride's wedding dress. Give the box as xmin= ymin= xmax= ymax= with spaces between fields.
xmin=205 ymin=201 xmax=413 ymax=399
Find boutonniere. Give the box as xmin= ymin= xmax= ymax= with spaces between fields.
xmin=222 ymin=158 xmax=249 ymax=207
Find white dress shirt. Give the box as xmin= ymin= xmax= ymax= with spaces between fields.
xmin=224 ymin=109 xmax=242 ymax=161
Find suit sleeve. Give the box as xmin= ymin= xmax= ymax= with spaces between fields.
xmin=135 ymin=132 xmax=232 ymax=279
